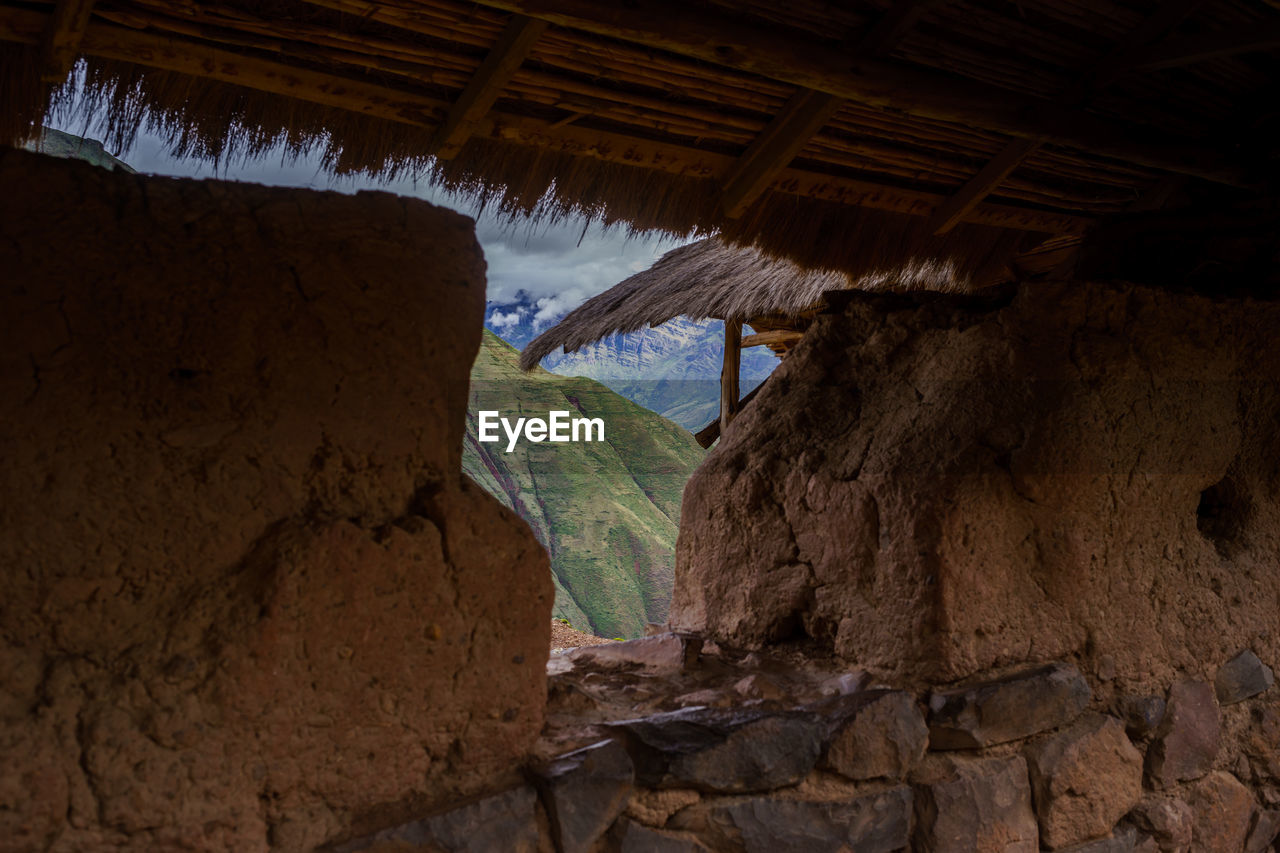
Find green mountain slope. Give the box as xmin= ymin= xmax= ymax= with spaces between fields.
xmin=464 ymin=331 xmax=704 ymax=639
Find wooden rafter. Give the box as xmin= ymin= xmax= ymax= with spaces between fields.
xmin=926 ymin=136 xmax=1046 ymax=234
xmin=431 ymin=14 xmax=547 ymax=159
xmin=463 ymin=0 xmax=1252 ymax=187
xmin=39 ymin=0 xmax=95 ymax=83
xmin=0 ymin=5 xmax=1092 ymax=236
xmin=927 ymin=0 xmax=1205 ymax=234
xmin=720 ymin=89 xmax=841 ymax=218
xmin=1121 ymin=22 xmax=1280 ymax=72
xmin=719 ymin=0 xmax=939 ymax=219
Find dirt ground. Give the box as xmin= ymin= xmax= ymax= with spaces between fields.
xmin=550 ymin=619 xmax=614 ymax=649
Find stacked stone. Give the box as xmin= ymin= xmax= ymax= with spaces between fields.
xmin=336 ymin=645 xmax=1280 ymax=852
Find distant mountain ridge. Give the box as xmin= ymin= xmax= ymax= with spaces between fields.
xmin=464 ymin=331 xmax=704 ymax=639
xmin=486 ymin=291 xmax=778 ymax=431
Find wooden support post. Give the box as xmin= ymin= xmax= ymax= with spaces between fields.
xmin=432 ymin=14 xmax=548 ymax=159
xmin=39 ymin=0 xmax=95 ymax=83
xmin=720 ymin=318 xmax=742 ymax=434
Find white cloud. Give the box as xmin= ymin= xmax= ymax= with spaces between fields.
xmin=487 ymin=308 xmax=524 ymax=330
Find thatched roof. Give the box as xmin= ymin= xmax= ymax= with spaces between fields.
xmin=520 ymin=237 xmax=974 ymax=370
xmin=2 ymin=0 xmax=1278 ymax=282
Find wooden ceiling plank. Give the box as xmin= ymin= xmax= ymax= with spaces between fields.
xmin=721 ymin=89 xmax=842 ymax=218
xmin=462 ymin=0 xmax=1250 ymax=187
xmin=0 ymin=6 xmax=1092 ymax=237
xmin=39 ymin=0 xmax=95 ymax=83
xmin=432 ymin=14 xmax=547 ymax=159
xmin=848 ymin=0 xmax=945 ymax=56
xmin=1125 ymin=22 xmax=1280 ymax=72
xmin=928 ymin=0 xmax=1205 ymax=233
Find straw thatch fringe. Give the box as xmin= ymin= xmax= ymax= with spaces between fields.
xmin=428 ymin=136 xmax=722 ymax=235
xmin=55 ymin=59 xmax=439 ymax=176
xmin=517 ymin=238 xmax=845 ymax=370
xmin=28 ymin=55 xmax=1035 ymax=289
xmin=723 ymin=189 xmax=1034 ymax=287
xmin=516 ymin=230 xmax=1006 ymax=371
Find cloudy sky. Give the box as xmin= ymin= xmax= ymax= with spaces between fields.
xmin=46 ymin=116 xmax=690 ymax=317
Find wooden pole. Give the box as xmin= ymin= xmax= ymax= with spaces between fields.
xmin=720 ymin=318 xmax=741 ymax=435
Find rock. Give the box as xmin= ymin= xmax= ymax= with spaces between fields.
xmin=1129 ymin=797 xmax=1194 ymax=853
xmin=913 ymin=755 xmax=1038 ymax=852
xmin=1055 ymin=825 xmax=1138 ymax=853
xmin=623 ymin=788 xmax=701 ymax=826
xmin=0 ymin=151 xmax=551 ymax=850
xmin=1025 ymin=713 xmax=1144 ymax=849
xmin=669 ymin=281 xmax=1280 ymax=690
xmin=1132 ymin=835 xmax=1160 ymax=853
xmin=1217 ymin=650 xmax=1275 ymax=705
xmin=734 ymin=673 xmax=787 ymax=701
xmin=569 ymin=633 xmax=702 ymax=672
xmin=334 ymin=786 xmax=540 ymax=853
xmin=818 ymin=670 xmax=871 ymax=697
xmin=1189 ymin=771 xmax=1256 ymax=852
xmin=609 ymin=817 xmax=710 ymax=853
xmin=1146 ymin=682 xmax=1221 ymax=788
xmin=822 ymin=690 xmax=928 ymax=781
xmin=928 ymin=662 xmax=1091 ymax=749
xmin=532 ymin=740 xmax=634 ymax=853
xmin=1243 ymin=701 xmax=1280 ymax=782
xmin=1120 ymin=695 xmax=1167 ymax=739
xmin=674 ymin=688 xmax=736 ymax=709
xmin=670 ymin=787 xmax=912 ymax=853
xmin=1246 ymin=809 xmax=1280 ymax=853
xmin=607 ymin=707 xmax=823 ymax=793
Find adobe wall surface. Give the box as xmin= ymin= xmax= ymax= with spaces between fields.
xmin=672 ymin=280 xmax=1280 ymax=694
xmin=0 ymin=148 xmax=552 ymax=851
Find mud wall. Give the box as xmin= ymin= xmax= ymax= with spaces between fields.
xmin=672 ymin=281 xmax=1280 ymax=694
xmin=0 ymin=148 xmax=552 ymax=850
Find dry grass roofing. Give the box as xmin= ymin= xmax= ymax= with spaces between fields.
xmin=2 ymin=0 xmax=1278 ymax=284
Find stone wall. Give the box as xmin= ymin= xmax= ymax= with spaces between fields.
xmin=672 ymin=280 xmax=1280 ymax=692
xmin=0 ymin=148 xmax=552 ymax=850
xmin=343 ymin=638 xmax=1280 ymax=852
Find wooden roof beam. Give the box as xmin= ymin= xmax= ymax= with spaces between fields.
xmin=432 ymin=14 xmax=547 ymax=159
xmin=39 ymin=0 xmax=95 ymax=83
xmin=720 ymin=0 xmax=940 ymax=219
xmin=926 ymin=136 xmax=1046 ymax=234
xmin=465 ymin=0 xmax=1251 ymax=188
xmin=928 ymin=0 xmax=1204 ymax=233
xmin=742 ymin=329 xmax=803 ymax=349
xmin=1122 ymin=22 xmax=1280 ymax=72
xmin=721 ymin=89 xmax=841 ymax=218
